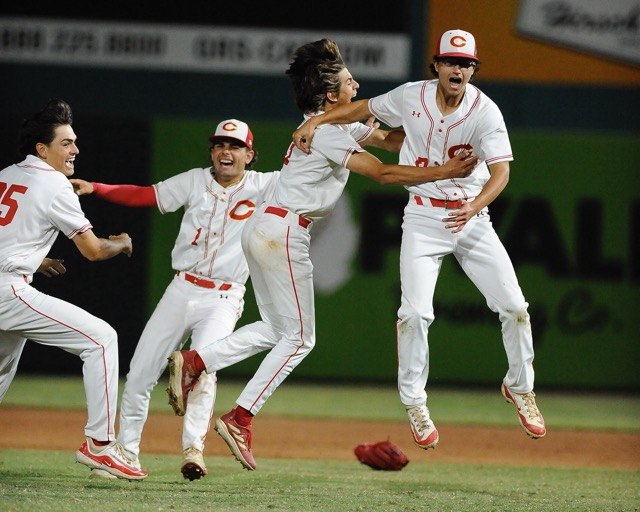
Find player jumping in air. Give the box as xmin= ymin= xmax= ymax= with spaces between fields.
xmin=292 ymin=29 xmax=546 ymax=448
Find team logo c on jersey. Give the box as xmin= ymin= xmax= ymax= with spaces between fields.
xmin=448 ymin=144 xmax=473 ymax=159
xmin=229 ymin=199 xmax=256 ymax=220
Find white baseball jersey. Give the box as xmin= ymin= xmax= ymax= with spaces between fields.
xmin=271 ymin=115 xmax=373 ymax=220
xmin=197 ymin=116 xmax=373 ymax=415
xmin=118 ymin=166 xmax=280 ymax=458
xmin=369 ymin=79 xmax=513 ymax=200
xmin=154 ymin=167 xmax=280 ymax=283
xmin=0 ymin=155 xmax=92 ymax=276
xmin=0 ymin=155 xmax=119 ymax=443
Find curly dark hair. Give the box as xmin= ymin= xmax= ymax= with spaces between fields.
xmin=17 ymin=99 xmax=73 ymax=159
xmin=285 ymin=39 xmax=346 ymax=114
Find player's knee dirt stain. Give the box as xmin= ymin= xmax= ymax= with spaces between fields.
xmin=517 ymin=309 xmax=530 ymax=324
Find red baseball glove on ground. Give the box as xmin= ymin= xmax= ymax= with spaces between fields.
xmin=354 ymin=439 xmax=409 ymax=471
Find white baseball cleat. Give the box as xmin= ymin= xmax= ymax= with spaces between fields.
xmin=406 ymin=404 xmax=439 ymax=449
xmin=76 ymin=438 xmax=147 ymax=480
xmin=501 ymin=384 xmax=546 ymax=438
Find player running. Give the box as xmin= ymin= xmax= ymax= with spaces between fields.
xmin=71 ymin=119 xmax=278 ymax=480
xmin=292 ymin=29 xmax=546 ymax=448
xmin=0 ymin=99 xmax=145 ymax=480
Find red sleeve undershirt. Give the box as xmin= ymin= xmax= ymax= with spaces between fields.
xmin=91 ymin=183 xmax=157 ymax=207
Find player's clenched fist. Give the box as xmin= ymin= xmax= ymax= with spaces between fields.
xmin=70 ymin=178 xmax=94 ymax=196
xmin=109 ymin=233 xmax=133 ymax=257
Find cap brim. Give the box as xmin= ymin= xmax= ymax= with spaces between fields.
xmin=208 ymin=135 xmax=249 ymax=147
xmin=436 ymin=52 xmax=479 ymax=60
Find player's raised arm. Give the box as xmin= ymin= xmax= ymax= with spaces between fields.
xmin=293 ymin=99 xmax=372 ymax=153
xmin=70 ymin=179 xmax=157 ymax=207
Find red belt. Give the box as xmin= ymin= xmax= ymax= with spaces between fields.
xmin=177 ymin=271 xmax=232 ymax=290
xmin=265 ymin=206 xmax=311 ymax=228
xmin=414 ymin=195 xmax=463 ymax=209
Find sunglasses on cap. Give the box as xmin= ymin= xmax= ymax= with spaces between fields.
xmin=437 ymin=58 xmax=477 ymax=69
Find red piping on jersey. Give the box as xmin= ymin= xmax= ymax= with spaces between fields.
xmin=355 ymin=124 xmax=375 ymax=143
xmin=486 ymin=155 xmax=513 ymax=165
xmin=420 ymin=81 xmax=436 ymax=157
xmin=342 ymin=147 xmax=358 ymax=167
xmin=202 ymin=181 xmax=247 ymax=277
xmin=440 ymin=88 xmax=482 ymax=200
xmin=68 ymin=223 xmax=93 ymax=238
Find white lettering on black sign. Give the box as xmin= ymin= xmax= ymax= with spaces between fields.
xmin=0 ymin=18 xmax=409 ymax=79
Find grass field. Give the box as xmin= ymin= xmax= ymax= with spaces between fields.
xmin=1 ymin=375 xmax=639 ymax=512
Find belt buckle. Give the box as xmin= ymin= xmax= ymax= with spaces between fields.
xmin=192 ymin=276 xmax=199 ymax=285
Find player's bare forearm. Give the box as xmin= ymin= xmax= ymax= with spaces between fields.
xmin=473 ymin=162 xmax=510 ymax=210
xmin=382 ymin=130 xmax=406 ymax=152
xmin=364 ymin=128 xmax=406 ymax=152
xmin=293 ymin=100 xmax=372 ymax=152
xmin=73 ymin=230 xmax=133 ymax=260
xmin=323 ymin=99 xmax=372 ymax=124
xmin=349 ymin=152 xmax=467 ymax=186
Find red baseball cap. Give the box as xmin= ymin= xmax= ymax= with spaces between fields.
xmin=208 ymin=119 xmax=254 ymax=148
xmin=435 ymin=29 xmax=478 ymax=61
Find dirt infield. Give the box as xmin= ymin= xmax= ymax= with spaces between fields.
xmin=1 ymin=407 xmax=638 ymax=470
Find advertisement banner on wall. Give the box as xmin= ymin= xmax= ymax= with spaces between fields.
xmin=0 ymin=17 xmax=410 ymax=80
xmin=427 ymin=0 xmax=640 ymax=84
xmin=516 ymin=0 xmax=640 ymax=66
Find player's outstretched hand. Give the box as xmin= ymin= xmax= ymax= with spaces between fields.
xmin=70 ymin=178 xmax=94 ymax=196
xmin=37 ymin=258 xmax=67 ymax=278
xmin=109 ymin=233 xmax=133 ymax=257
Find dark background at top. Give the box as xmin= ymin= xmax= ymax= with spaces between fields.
xmin=1 ymin=3 xmax=411 ymax=33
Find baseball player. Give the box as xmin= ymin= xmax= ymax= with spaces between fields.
xmin=292 ymin=29 xmax=546 ymax=447
xmin=71 ymin=119 xmax=280 ymax=480
xmin=0 ymin=99 xmax=146 ymax=480
xmin=165 ymin=38 xmax=478 ymax=471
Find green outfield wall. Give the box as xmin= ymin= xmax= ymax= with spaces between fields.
xmin=150 ymin=120 xmax=639 ymax=390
